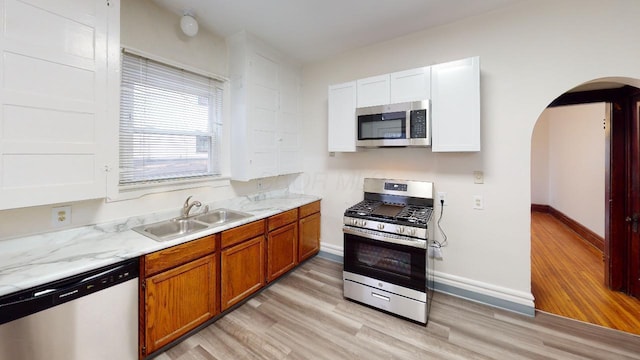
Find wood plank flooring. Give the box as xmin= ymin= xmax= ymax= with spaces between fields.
xmin=154 ymin=257 xmax=640 ymax=360
xmin=531 ymin=211 xmax=640 ymax=335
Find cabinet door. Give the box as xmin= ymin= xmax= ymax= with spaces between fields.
xmin=357 ymin=74 xmax=390 ymax=107
xmin=328 ymin=81 xmax=357 ymax=152
xmin=267 ymin=222 xmax=298 ymax=282
xmin=0 ymin=0 xmax=116 ymax=209
xmin=247 ymin=52 xmax=279 ymax=179
xmin=390 ymin=67 xmax=431 ymax=104
xmin=299 ymin=212 xmax=321 ymax=262
xmin=221 ymin=236 xmax=265 ymax=310
xmin=278 ymin=66 xmax=301 ymax=175
xmin=144 ymin=254 xmax=218 ymax=354
xmin=431 ymin=56 xmax=480 ymax=152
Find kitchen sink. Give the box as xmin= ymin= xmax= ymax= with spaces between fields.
xmin=193 ymin=208 xmax=252 ymax=225
xmin=133 ymin=208 xmax=252 ymax=242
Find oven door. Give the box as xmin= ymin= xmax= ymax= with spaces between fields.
xmin=343 ymin=228 xmax=426 ymax=292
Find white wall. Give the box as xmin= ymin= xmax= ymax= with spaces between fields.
xmin=300 ymin=0 xmax=640 ymax=307
xmin=531 ymin=111 xmax=550 ymax=205
xmin=532 ymin=103 xmax=606 ymax=237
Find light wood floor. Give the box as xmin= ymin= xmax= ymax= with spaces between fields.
xmin=531 ymin=211 xmax=640 ymax=335
xmin=155 ymin=257 xmax=640 ymax=360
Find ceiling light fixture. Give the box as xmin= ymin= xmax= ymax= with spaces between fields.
xmin=180 ymin=12 xmax=199 ymax=37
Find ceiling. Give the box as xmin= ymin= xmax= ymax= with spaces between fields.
xmin=151 ymin=0 xmax=521 ymax=64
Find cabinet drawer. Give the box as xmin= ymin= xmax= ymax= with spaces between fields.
xmin=299 ymin=200 xmax=321 ymax=218
xmin=145 ymin=234 xmax=217 ymax=277
xmin=221 ymin=219 xmax=265 ymax=249
xmin=268 ymin=209 xmax=298 ymax=231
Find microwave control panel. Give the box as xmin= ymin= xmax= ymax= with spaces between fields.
xmin=409 ymin=109 xmax=427 ymax=139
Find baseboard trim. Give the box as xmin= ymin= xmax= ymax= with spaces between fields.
xmin=318 ymin=249 xmax=343 ymax=263
xmin=433 ymin=270 xmax=535 ymax=317
xmin=531 ymin=203 xmax=604 ymax=252
xmin=531 ymin=204 xmax=550 ymax=213
xmin=319 ymin=248 xmax=535 ymax=317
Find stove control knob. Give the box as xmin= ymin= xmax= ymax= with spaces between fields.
xmin=397 ymin=226 xmax=405 ymax=234
xmin=377 ymin=224 xmax=384 ymax=230
xmin=409 ymin=228 xmax=416 ymax=236
xmin=362 ymin=221 xmax=367 ymax=226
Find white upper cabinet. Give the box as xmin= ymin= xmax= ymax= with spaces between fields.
xmin=228 ymin=32 xmax=301 ymax=181
xmin=356 ymin=75 xmax=390 ymax=107
xmin=328 ymin=58 xmax=479 ymax=154
xmin=390 ymin=67 xmax=431 ymax=104
xmin=0 ymin=0 xmax=118 ymax=209
xmin=328 ymin=82 xmax=357 ymax=152
xmin=431 ymin=56 xmax=481 ymax=152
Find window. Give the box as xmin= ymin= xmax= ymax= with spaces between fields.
xmin=119 ymin=51 xmax=223 ymax=186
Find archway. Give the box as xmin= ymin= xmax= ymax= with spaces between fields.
xmin=530 ymin=78 xmax=640 ymax=335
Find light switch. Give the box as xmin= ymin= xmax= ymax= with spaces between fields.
xmin=473 ymin=171 xmax=484 ymax=184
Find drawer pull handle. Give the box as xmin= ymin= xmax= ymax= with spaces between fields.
xmin=371 ymin=292 xmax=390 ymax=302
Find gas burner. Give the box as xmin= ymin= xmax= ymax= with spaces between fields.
xmin=396 ymin=206 xmax=433 ymax=225
xmin=346 ymin=200 xmax=381 ymax=216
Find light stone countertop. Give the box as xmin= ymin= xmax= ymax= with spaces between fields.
xmin=0 ymin=191 xmax=320 ymax=297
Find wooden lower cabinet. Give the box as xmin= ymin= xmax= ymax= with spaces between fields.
xmin=139 ymin=204 xmax=322 ymax=358
xmin=220 ymin=235 xmax=265 ymax=311
xmin=298 ymin=202 xmax=321 ymax=262
xmin=267 ymin=222 xmax=298 ymax=282
xmin=143 ymin=254 xmax=218 ymax=355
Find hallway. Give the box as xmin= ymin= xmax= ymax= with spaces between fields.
xmin=531 ymin=211 xmax=640 ymax=335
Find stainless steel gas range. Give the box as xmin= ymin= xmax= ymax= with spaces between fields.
xmin=343 ymin=178 xmax=435 ymax=324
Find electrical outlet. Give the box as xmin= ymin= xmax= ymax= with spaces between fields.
xmin=428 ymin=245 xmax=443 ymax=259
xmin=473 ymin=195 xmax=484 ymax=210
xmin=52 ymin=206 xmax=71 ymax=227
xmin=437 ymin=192 xmax=447 ymax=206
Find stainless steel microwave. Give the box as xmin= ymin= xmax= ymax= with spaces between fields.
xmin=356 ymin=100 xmax=430 ymax=147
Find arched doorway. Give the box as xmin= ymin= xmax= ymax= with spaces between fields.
xmin=530 ymin=79 xmax=640 ymax=335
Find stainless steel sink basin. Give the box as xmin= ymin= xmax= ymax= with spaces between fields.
xmin=133 ymin=208 xmax=252 ymax=242
xmin=133 ymin=218 xmax=209 ymax=242
xmin=193 ymin=208 xmax=251 ymax=225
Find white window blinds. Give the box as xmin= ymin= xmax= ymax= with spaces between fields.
xmin=119 ymin=51 xmax=223 ymax=185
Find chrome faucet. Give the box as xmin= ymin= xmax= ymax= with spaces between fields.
xmin=181 ymin=196 xmax=202 ymax=218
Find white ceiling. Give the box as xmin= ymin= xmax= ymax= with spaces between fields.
xmin=151 ymin=0 xmax=521 ymax=64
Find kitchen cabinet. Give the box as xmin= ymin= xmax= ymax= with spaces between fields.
xmin=390 ymin=67 xmax=431 ymax=104
xmin=298 ymin=200 xmax=321 ymax=262
xmin=228 ymin=31 xmax=302 ymax=181
xmin=0 ymin=0 xmax=119 ymax=209
xmin=328 ymin=58 xmax=481 ymax=153
xmin=140 ymin=234 xmax=218 ymax=357
xmin=356 ymin=67 xmax=431 ymax=108
xmin=329 ymin=67 xmax=431 ymax=153
xmin=327 ymin=81 xmax=357 ymax=152
xmin=267 ymin=209 xmax=298 ymax=282
xmin=220 ymin=219 xmax=266 ymax=310
xmin=431 ymin=56 xmax=481 ymax=152
xmin=356 ymin=74 xmax=390 ymax=107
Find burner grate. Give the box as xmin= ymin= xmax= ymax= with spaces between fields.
xmin=345 ymin=200 xmax=381 ymax=216
xmin=396 ymin=206 xmax=433 ymax=225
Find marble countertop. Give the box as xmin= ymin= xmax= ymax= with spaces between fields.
xmin=0 ymin=191 xmax=320 ymax=298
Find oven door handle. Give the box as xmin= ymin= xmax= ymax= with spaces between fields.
xmin=342 ymin=226 xmax=427 ymax=249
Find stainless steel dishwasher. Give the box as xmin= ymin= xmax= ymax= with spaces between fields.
xmin=0 ymin=258 xmax=139 ymax=360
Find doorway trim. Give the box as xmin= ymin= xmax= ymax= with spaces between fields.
xmin=548 ymin=85 xmax=640 ymax=293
